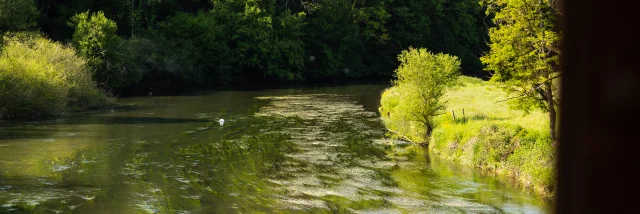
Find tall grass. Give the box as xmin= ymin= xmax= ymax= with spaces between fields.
xmin=0 ymin=32 xmax=109 ymax=119
xmin=380 ymin=76 xmax=555 ymax=195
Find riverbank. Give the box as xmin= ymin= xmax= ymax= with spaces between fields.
xmin=382 ymin=76 xmax=556 ymax=196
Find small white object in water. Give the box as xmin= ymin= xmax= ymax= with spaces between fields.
xmin=80 ymin=195 xmax=95 ymax=201
xmin=219 ymin=119 xmax=225 ymax=126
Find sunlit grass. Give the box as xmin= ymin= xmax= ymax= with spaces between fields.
xmin=436 ymin=76 xmax=548 ymax=133
xmin=380 ymin=76 xmax=555 ymax=196
xmin=429 ymin=76 xmax=555 ymax=196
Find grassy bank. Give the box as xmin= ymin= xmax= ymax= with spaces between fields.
xmin=0 ymin=32 xmax=110 ymax=119
xmin=381 ymin=76 xmax=555 ymax=196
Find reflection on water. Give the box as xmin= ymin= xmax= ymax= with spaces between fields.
xmin=0 ymin=85 xmax=551 ymax=213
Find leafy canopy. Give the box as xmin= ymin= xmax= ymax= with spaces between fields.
xmin=480 ymin=0 xmax=561 ymax=112
xmin=70 ymin=11 xmax=120 ymax=67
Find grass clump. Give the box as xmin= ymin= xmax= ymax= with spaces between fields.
xmin=0 ymin=32 xmax=109 ymax=119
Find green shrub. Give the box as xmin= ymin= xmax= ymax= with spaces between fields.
xmin=0 ymin=32 xmax=109 ymax=118
xmin=379 ymin=48 xmax=461 ymax=143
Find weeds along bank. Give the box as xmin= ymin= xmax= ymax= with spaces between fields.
xmin=0 ymin=33 xmax=110 ymax=119
xmin=380 ymin=76 xmax=555 ymax=196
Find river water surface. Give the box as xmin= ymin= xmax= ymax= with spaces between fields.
xmin=0 ymin=85 xmax=551 ymax=213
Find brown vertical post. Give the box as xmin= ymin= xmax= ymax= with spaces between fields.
xmin=462 ymin=109 xmax=465 ymax=122
xmin=452 ymin=110 xmax=456 ymax=121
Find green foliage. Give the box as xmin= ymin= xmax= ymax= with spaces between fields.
xmin=302 ymin=0 xmax=392 ymax=79
xmin=1 ymin=0 xmax=490 ymax=95
xmin=428 ymin=76 xmax=555 ymax=195
xmin=387 ymin=0 xmax=489 ymax=77
xmin=70 ymin=11 xmax=119 ymax=67
xmin=380 ymin=48 xmax=461 ymax=142
xmin=480 ymin=0 xmax=561 ymax=113
xmin=0 ymin=32 xmax=109 ymax=119
xmin=0 ymin=0 xmax=38 ymax=32
xmin=70 ymin=10 xmax=145 ymax=89
xmin=211 ymin=0 xmax=307 ymax=81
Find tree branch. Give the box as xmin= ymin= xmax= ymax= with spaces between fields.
xmin=386 ymin=128 xmax=418 ymax=144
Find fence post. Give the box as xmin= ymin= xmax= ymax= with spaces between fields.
xmin=452 ymin=110 xmax=456 ymax=121
xmin=463 ymin=109 xmax=466 ymax=122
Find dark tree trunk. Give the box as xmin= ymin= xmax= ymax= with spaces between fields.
xmin=545 ymin=82 xmax=557 ymax=144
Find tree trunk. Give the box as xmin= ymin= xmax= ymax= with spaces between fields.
xmin=545 ymin=82 xmax=557 ymax=144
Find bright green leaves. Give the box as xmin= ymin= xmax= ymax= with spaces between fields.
xmin=0 ymin=33 xmax=108 ymax=118
xmin=480 ymin=0 xmax=561 ymax=112
xmin=481 ymin=0 xmax=561 ymax=141
xmin=70 ymin=11 xmax=119 ymax=66
xmin=380 ymin=48 xmax=461 ymax=143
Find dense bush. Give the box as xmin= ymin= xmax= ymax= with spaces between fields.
xmin=379 ymin=48 xmax=460 ymax=143
xmin=0 ymin=32 xmax=109 ymax=118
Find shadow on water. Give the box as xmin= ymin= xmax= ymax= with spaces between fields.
xmin=57 ymin=116 xmax=211 ymax=125
xmin=0 ymin=116 xmax=211 ymax=141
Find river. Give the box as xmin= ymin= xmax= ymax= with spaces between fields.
xmin=0 ymin=84 xmax=551 ymax=213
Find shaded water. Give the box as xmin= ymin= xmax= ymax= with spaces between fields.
xmin=0 ymin=85 xmax=551 ymax=213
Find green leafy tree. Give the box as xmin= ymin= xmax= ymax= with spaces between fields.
xmin=210 ymin=0 xmax=305 ymax=82
xmin=70 ymin=11 xmax=119 ymax=67
xmin=480 ymin=0 xmax=561 ymax=142
xmin=380 ymin=48 xmax=461 ymax=143
xmin=70 ymin=11 xmax=144 ymax=89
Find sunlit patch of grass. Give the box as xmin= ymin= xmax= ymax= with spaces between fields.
xmin=429 ymin=76 xmax=555 ymax=196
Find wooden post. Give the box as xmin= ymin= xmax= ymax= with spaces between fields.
xmin=452 ymin=110 xmax=456 ymax=121
xmin=463 ymin=109 xmax=466 ymax=122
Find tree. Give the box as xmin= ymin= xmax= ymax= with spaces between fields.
xmin=70 ymin=11 xmax=119 ymax=66
xmin=380 ymin=48 xmax=461 ymax=143
xmin=210 ymin=0 xmax=306 ymax=82
xmin=70 ymin=11 xmax=144 ymax=89
xmin=480 ymin=0 xmax=561 ymax=143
